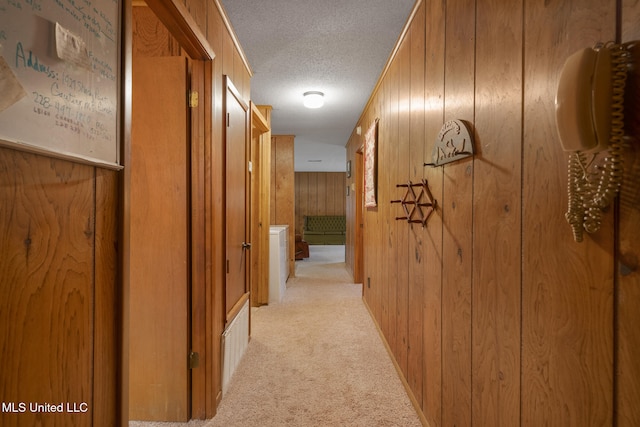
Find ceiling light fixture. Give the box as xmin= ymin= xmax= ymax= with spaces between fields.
xmin=303 ymin=91 xmax=324 ymax=109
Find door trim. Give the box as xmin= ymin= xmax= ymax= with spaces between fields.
xmin=144 ymin=0 xmax=215 ymax=60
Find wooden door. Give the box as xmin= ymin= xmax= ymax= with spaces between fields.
xmin=129 ymin=56 xmax=190 ymax=421
xmin=225 ymin=77 xmax=250 ymax=318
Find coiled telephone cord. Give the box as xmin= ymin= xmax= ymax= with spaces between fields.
xmin=565 ymin=151 xmax=587 ymax=242
xmin=566 ymin=42 xmax=630 ymax=240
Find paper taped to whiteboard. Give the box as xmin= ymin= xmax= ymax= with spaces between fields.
xmin=55 ymin=23 xmax=91 ymax=70
xmin=0 ymin=56 xmax=27 ymax=113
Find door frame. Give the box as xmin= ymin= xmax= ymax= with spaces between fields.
xmin=121 ymin=0 xmax=215 ymax=423
xmin=250 ymin=103 xmax=271 ymax=306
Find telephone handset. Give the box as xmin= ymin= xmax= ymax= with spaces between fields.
xmin=555 ymin=46 xmax=613 ymax=153
xmin=555 ymin=42 xmax=632 ymax=242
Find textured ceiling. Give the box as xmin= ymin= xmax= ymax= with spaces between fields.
xmin=219 ymin=0 xmax=416 ymax=171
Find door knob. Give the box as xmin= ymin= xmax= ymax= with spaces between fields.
xmin=242 ymin=242 xmax=252 ymax=250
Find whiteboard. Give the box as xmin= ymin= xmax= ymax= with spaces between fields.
xmin=0 ymin=0 xmax=120 ymax=168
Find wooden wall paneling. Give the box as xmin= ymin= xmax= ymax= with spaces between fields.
xmin=322 ymin=173 xmax=330 ymax=212
xmin=344 ymin=142 xmax=352 ymax=262
xmin=345 ymin=144 xmax=353 ymax=265
xmin=132 ymin=6 xmax=181 ymax=57
xmin=284 ymin=137 xmax=296 ymax=276
xmin=315 ymin=172 xmax=323 ymax=214
xmin=309 ymin=172 xmax=325 ymax=215
xmin=0 ymin=150 xmax=95 ymax=427
xmin=345 ymin=137 xmax=359 ymax=278
xmin=378 ymin=64 xmax=398 ymax=352
xmin=325 ymin=173 xmax=335 ymax=213
xmin=295 ymin=172 xmax=305 ymax=233
xmin=309 ymin=171 xmax=319 ymax=215
xmin=330 ymin=172 xmax=344 ymax=213
xmin=441 ymin=0 xmax=475 ymax=425
xmin=228 ymin=40 xmax=251 ymax=101
xmin=302 ymin=171 xmax=313 ymax=219
xmin=348 ymin=2 xmax=639 ymax=425
xmin=360 ymin=113 xmax=378 ymax=321
xmin=232 ymin=49 xmax=245 ymax=98
xmin=270 ymin=138 xmax=276 ymax=223
xmin=362 ymin=113 xmax=378 ymax=323
xmin=327 ymin=173 xmax=334 ymax=212
xmin=407 ymin=0 xmax=426 ymax=407
xmin=295 ymin=172 xmax=307 ymax=233
xmin=243 ymin=64 xmax=251 ymax=102
xmin=362 ymin=116 xmax=377 ymax=317
xmin=395 ymin=37 xmax=412 ymax=378
xmin=271 ymin=135 xmax=281 ymax=222
xmin=212 ymin=0 xmax=253 ymax=84
xmin=384 ymin=62 xmax=399 ymax=356
xmin=318 ymin=172 xmax=329 ymax=215
xmin=339 ymin=172 xmax=346 ymax=213
xmin=271 ymin=135 xmax=296 ymax=276
xmin=344 ymin=141 xmax=354 ymax=272
xmin=362 ymin=92 xmax=380 ymax=324
xmin=322 ymin=170 xmax=328 ymax=212
xmin=617 ymin=5 xmax=640 ymax=424
xmin=522 ymin=1 xmax=615 ymax=425
xmin=338 ymin=171 xmax=344 ymax=214
xmin=184 ymin=0 xmax=206 ymax=35
xmin=340 ymin=173 xmax=346 ymax=213
xmin=472 ymin=0 xmax=523 ymax=425
xmin=294 ymin=172 xmax=312 ymax=234
xmin=294 ymin=172 xmax=347 ymax=234
xmin=222 ymin=27 xmax=234 ymax=79
xmin=94 ymin=167 xmax=119 ymax=426
xmin=321 ymin=172 xmax=329 ymax=212
xmin=377 ymin=83 xmax=389 ymax=338
xmin=422 ymin=0 xmax=446 ymax=422
xmin=354 ymin=143 xmax=364 ymax=283
xmin=237 ymin=47 xmax=250 ymax=99
xmin=305 ymin=171 xmax=314 ymax=220
xmin=363 ymin=90 xmax=385 ymax=342
xmin=350 ymin=137 xmax=359 ymax=269
xmin=357 ymin=124 xmax=368 ymax=301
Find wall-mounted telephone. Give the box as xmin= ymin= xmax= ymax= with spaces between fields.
xmin=555 ymin=42 xmax=633 ymax=242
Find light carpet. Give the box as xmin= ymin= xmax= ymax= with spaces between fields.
xmin=130 ymin=245 xmax=422 ymax=427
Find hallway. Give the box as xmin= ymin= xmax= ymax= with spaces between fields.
xmin=130 ymin=245 xmax=422 ymax=426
